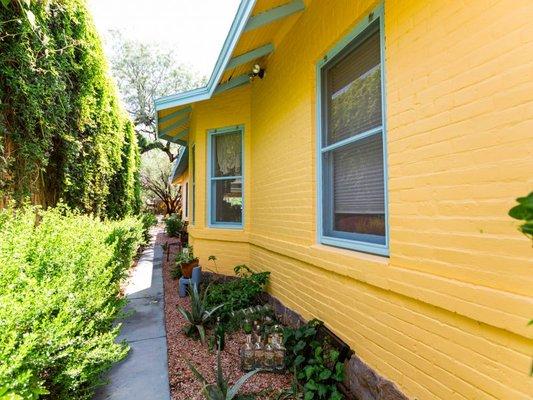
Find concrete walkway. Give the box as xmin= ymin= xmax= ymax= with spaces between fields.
xmin=94 ymin=227 xmax=170 ymax=400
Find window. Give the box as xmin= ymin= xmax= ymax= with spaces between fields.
xmin=318 ymin=9 xmax=388 ymax=255
xmin=184 ymin=182 xmax=189 ymax=219
xmin=207 ymin=126 xmax=243 ymax=227
xmin=191 ymin=144 xmax=196 ymax=224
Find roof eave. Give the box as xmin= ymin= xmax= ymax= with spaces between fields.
xmin=154 ymin=0 xmax=257 ymax=112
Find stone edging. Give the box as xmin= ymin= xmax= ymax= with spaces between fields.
xmin=261 ymin=292 xmax=409 ymax=400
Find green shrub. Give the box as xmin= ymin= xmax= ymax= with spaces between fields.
xmin=164 ymin=213 xmax=184 ymax=237
xmin=0 ymin=206 xmax=144 ymax=399
xmin=0 ymin=0 xmax=140 ymax=218
xmin=140 ymin=212 xmax=158 ymax=242
xmin=205 ymin=265 xmax=270 ymax=323
xmin=283 ymin=320 xmax=344 ymax=400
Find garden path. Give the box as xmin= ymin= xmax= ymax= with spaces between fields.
xmin=94 ymin=225 xmax=171 ymax=400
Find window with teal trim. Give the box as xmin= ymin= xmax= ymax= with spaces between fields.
xmin=319 ymin=16 xmax=388 ymax=255
xmin=208 ymin=127 xmax=243 ymax=227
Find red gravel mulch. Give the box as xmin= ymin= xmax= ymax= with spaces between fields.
xmin=158 ymin=231 xmax=292 ymax=400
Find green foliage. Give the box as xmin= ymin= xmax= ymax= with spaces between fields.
xmin=172 ymin=245 xmax=197 ymax=279
xmin=0 ymin=0 xmax=140 ymax=218
xmin=177 ymin=284 xmax=224 ymax=344
xmin=283 ymin=320 xmax=344 ymax=400
xmin=139 ymin=211 xmax=157 ymax=242
xmin=204 ymin=265 xmax=270 ymax=323
xmin=509 ymin=192 xmax=533 ymax=241
xmin=187 ymin=351 xmax=259 ymax=400
xmin=0 ymin=206 xmax=144 ymax=399
xmin=164 ymin=213 xmax=184 ymax=237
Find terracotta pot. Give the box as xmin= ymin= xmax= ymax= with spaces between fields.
xmin=181 ymin=258 xmax=199 ymax=278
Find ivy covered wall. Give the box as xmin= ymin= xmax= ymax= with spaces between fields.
xmin=0 ymin=0 xmax=141 ymax=218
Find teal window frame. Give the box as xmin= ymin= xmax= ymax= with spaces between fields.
xmin=316 ymin=3 xmax=389 ymax=256
xmin=206 ymin=125 xmax=244 ymax=229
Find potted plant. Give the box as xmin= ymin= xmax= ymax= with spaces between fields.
xmin=176 ymin=245 xmax=199 ymax=278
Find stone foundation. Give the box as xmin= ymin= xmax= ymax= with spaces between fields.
xmin=262 ymin=292 xmax=409 ymax=400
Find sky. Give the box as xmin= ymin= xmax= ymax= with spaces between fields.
xmin=87 ymin=0 xmax=241 ymax=78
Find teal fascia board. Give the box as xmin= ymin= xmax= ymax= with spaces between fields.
xmin=244 ymin=0 xmax=305 ymax=32
xmin=170 ymin=146 xmax=189 ymax=182
xmin=214 ymin=74 xmax=250 ymax=95
xmin=153 ymin=0 xmax=257 ymax=111
xmin=225 ymin=43 xmax=274 ymax=71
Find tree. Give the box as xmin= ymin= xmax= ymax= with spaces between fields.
xmin=108 ymin=32 xmax=206 ymax=162
xmin=140 ymin=151 xmax=181 ymax=215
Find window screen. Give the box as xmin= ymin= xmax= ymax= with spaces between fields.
xmin=320 ymin=19 xmax=387 ymax=251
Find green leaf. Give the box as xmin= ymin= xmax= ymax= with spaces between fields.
xmin=1 ymin=0 xmax=11 ymax=9
xmin=318 ymin=369 xmax=332 ymax=381
xmin=509 ymin=193 xmax=533 ymax=220
xmin=304 ymin=380 xmax=318 ymax=391
xmin=334 ymin=362 xmax=345 ymax=381
xmin=304 ymin=366 xmax=315 ymax=380
xmin=304 ymin=392 xmax=314 ymax=400
xmin=295 ymin=355 xmax=306 ymax=366
xmin=294 ymin=340 xmax=306 ymax=353
xmin=185 ymin=359 xmax=208 ymax=385
xmin=331 ymin=390 xmax=344 ymax=400
xmin=226 ymin=369 xmax=260 ymax=399
xmin=196 ymin=324 xmax=206 ymax=344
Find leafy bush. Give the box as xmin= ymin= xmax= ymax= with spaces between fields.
xmin=283 ymin=320 xmax=344 ymax=400
xmin=0 ymin=206 xmax=144 ymax=399
xmin=140 ymin=212 xmax=158 ymax=242
xmin=0 ymin=0 xmax=140 ymax=218
xmin=164 ymin=213 xmax=184 ymax=237
xmin=205 ymin=265 xmax=270 ymax=323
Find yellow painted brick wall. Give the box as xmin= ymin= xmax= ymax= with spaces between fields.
xmin=187 ymin=0 xmax=533 ymax=398
xmin=187 ymin=85 xmax=252 ymax=274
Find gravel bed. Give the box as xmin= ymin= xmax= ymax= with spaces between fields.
xmin=158 ymin=232 xmax=292 ymax=399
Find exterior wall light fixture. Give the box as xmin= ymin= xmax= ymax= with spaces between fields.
xmin=249 ymin=64 xmax=265 ymax=81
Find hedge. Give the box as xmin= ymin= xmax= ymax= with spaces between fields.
xmin=0 ymin=206 xmax=144 ymax=399
xmin=0 ymin=0 xmax=141 ymax=218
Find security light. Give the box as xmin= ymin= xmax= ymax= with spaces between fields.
xmin=249 ymin=64 xmax=265 ymax=80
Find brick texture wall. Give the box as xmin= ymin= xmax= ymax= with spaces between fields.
xmin=187 ymin=1 xmax=533 ymax=398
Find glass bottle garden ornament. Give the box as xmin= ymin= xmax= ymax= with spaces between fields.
xmin=252 ymin=320 xmax=262 ymax=342
xmin=264 ymin=336 xmax=275 ymax=371
xmin=273 ymin=336 xmax=286 ymax=372
xmin=241 ymin=334 xmax=254 ymax=371
xmin=253 ymin=339 xmax=265 ymax=369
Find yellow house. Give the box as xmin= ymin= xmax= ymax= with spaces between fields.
xmin=156 ymin=1 xmax=533 ymax=398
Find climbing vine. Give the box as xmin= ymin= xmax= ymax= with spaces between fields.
xmin=0 ymin=0 xmax=140 ymax=218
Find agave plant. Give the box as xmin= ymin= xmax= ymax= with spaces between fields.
xmin=178 ymin=283 xmax=223 ymax=344
xmin=187 ymin=351 xmax=260 ymax=400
